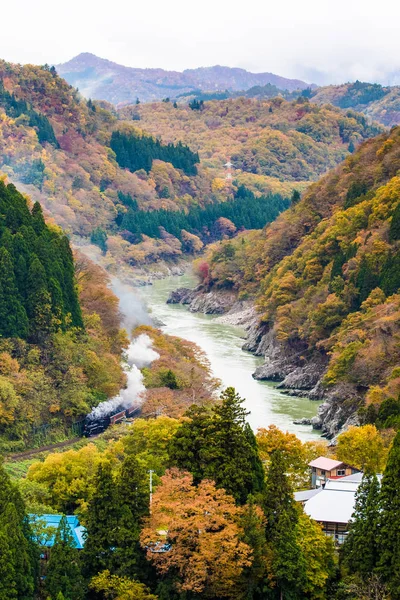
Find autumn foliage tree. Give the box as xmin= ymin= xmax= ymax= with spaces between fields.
xmin=90 ymin=570 xmax=157 ymax=600
xmin=256 ymin=425 xmax=329 ymax=488
xmin=140 ymin=469 xmax=253 ymax=598
xmin=336 ymin=425 xmax=394 ymax=473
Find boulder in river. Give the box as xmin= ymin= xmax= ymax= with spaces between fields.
xmin=293 ymin=417 xmax=312 ymax=425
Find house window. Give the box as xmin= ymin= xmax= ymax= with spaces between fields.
xmin=320 ymin=470 xmax=326 ymax=475
xmin=337 ymin=469 xmax=346 ymax=476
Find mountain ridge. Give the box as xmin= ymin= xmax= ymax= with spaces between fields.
xmin=56 ymin=52 xmax=314 ymax=104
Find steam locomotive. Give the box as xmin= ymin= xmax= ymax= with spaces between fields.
xmin=83 ymin=405 xmax=140 ymax=437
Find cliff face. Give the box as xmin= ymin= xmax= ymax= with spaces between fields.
xmin=243 ymin=320 xmax=361 ymax=437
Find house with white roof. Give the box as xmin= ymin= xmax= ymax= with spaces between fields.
xmin=303 ymin=477 xmax=360 ymax=544
xmin=298 ymin=472 xmax=381 ymax=545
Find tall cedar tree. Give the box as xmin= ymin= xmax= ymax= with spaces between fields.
xmin=263 ymin=450 xmax=306 ymax=600
xmin=341 ymin=472 xmax=380 ymax=575
xmin=0 ymin=247 xmax=29 ymax=338
xmin=378 ymin=431 xmax=400 ymax=598
xmin=45 ymin=516 xmax=84 ymax=600
xmin=389 ymin=201 xmax=400 ymax=242
xmin=81 ymin=461 xmax=121 ymax=583
xmin=114 ymin=454 xmax=150 ymax=579
xmin=169 ymin=387 xmax=265 ymax=504
xmin=239 ymin=496 xmax=270 ymax=600
xmin=0 ymin=461 xmax=37 ymax=599
xmin=26 ymin=255 xmax=53 ymax=342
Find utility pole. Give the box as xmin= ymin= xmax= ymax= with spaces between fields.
xmin=149 ymin=469 xmax=154 ymax=512
xmin=224 ymin=158 xmax=233 ymax=189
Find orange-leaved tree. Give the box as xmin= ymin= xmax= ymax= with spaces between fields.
xmin=140 ymin=468 xmax=253 ymax=598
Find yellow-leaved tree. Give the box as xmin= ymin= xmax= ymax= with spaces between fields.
xmin=336 ymin=425 xmax=395 ymax=472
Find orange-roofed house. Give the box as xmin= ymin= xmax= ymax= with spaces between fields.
xmin=309 ymin=457 xmax=360 ymax=488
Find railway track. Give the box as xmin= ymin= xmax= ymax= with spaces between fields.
xmin=6 ymin=437 xmax=85 ymax=461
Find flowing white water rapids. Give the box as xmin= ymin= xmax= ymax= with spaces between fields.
xmin=138 ymin=272 xmax=321 ymax=441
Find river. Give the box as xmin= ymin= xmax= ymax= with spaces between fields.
xmin=138 ymin=273 xmax=321 ymax=441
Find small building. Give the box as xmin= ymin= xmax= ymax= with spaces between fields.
xmin=308 ymin=456 xmax=360 ymax=488
xmin=303 ymin=478 xmax=360 ymax=544
xmin=301 ymin=473 xmax=381 ymax=545
xmin=29 ymin=514 xmax=86 ymax=552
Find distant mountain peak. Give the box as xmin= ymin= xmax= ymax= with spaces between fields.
xmin=57 ymin=53 xmax=313 ymax=104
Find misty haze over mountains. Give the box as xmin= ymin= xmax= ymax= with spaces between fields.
xmin=57 ymin=52 xmax=400 ymax=109
xmin=57 ymin=52 xmax=315 ymax=104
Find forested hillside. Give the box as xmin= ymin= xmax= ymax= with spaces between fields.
xmin=0 ymin=178 xmax=220 ymax=450
xmin=120 ymin=96 xmax=382 ymax=183
xmin=310 ymin=81 xmax=400 ymax=127
xmin=199 ymin=126 xmax=400 ymax=435
xmin=0 ymin=59 xmax=384 ymax=269
xmin=0 ymin=179 xmax=128 ymax=449
xmin=182 ymin=80 xmax=400 ymax=128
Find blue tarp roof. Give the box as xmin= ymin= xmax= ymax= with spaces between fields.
xmin=29 ymin=514 xmax=86 ymax=549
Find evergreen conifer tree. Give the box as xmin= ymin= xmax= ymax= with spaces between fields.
xmin=31 ymin=201 xmax=46 ymax=235
xmin=169 ymin=387 xmax=265 ymax=504
xmin=81 ymin=461 xmax=121 ymax=580
xmin=114 ymin=454 xmax=149 ymax=579
xmin=263 ymin=450 xmax=306 ymax=599
xmin=291 ymin=189 xmax=301 ymax=205
xmin=0 ymin=247 xmax=29 ymax=338
xmin=26 ymin=255 xmax=53 ymax=342
xmin=342 ymin=472 xmax=380 ymax=575
xmin=389 ymin=202 xmax=400 ymax=242
xmin=0 ymin=526 xmax=17 ymax=600
xmin=45 ymin=516 xmax=84 ymax=600
xmin=239 ymin=496 xmax=270 ymax=600
xmin=0 ymin=461 xmax=36 ymax=599
xmin=378 ymin=431 xmax=400 ymax=598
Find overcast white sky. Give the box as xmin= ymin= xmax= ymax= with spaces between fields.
xmin=3 ymin=0 xmax=400 ymax=85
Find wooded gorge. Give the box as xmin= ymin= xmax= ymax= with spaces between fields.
xmin=1 ymin=45 xmax=400 ymax=600
xmin=198 ymin=126 xmax=400 ymax=435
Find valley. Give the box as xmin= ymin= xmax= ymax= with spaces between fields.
xmin=138 ymin=272 xmax=322 ymax=440
xmin=1 ymin=33 xmax=400 ymax=599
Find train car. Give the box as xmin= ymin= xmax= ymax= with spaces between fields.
xmin=82 ymin=404 xmax=141 ymax=437
xmin=83 ymin=416 xmax=110 ymax=437
xmin=109 ymin=410 xmax=126 ymax=425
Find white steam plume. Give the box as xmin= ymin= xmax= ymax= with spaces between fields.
xmin=86 ymin=334 xmax=159 ymax=420
xmin=73 ymin=241 xmax=153 ymax=332
xmin=110 ymin=276 xmax=153 ymax=333
xmin=126 ymin=333 xmax=160 ymax=368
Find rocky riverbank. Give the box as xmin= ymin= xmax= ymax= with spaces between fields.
xmin=243 ymin=321 xmax=361 ymax=437
xmin=167 ymin=286 xmax=238 ymax=314
xmin=167 ymin=284 xmax=361 ymax=438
